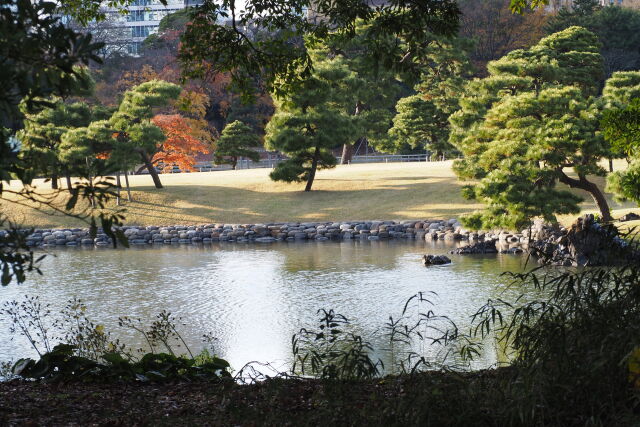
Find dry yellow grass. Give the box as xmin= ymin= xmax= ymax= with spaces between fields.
xmin=1 ymin=161 xmax=637 ymax=228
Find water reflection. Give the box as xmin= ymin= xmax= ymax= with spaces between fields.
xmin=0 ymin=240 xmax=531 ymax=372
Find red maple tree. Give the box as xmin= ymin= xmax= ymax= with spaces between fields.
xmin=151 ymin=114 xmax=213 ymax=172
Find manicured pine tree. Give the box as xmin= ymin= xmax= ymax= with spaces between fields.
xmin=60 ymin=80 xmax=181 ymax=190
xmin=546 ymin=0 xmax=640 ymax=76
xmin=450 ymin=26 xmax=612 ymax=230
xmin=388 ymin=36 xmax=472 ymax=159
xmin=601 ymin=71 xmax=640 ymax=205
xmin=108 ymin=80 xmax=181 ymax=189
xmin=388 ymin=94 xmax=452 ymax=158
xmin=603 ymin=71 xmax=640 ymax=107
xmin=601 ymin=71 xmax=640 ymax=171
xmin=265 ymin=58 xmax=356 ymax=192
xmin=316 ymin=23 xmax=406 ymax=164
xmin=215 ymin=120 xmax=261 ymax=170
xmin=60 ymin=119 xmax=137 ymax=203
xmin=18 ymin=101 xmax=93 ymax=189
xmin=17 ymin=67 xmax=95 ymax=190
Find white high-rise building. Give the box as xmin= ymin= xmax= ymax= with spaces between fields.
xmin=76 ymin=1 xmax=201 ymax=56
xmin=546 ymin=0 xmax=640 ymax=11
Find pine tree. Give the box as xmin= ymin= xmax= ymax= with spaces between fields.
xmin=18 ymin=101 xmax=93 ymax=189
xmin=388 ymin=95 xmax=444 ymax=157
xmin=17 ymin=67 xmax=95 ymax=190
xmin=109 ymin=80 xmax=181 ymax=189
xmin=546 ymin=2 xmax=640 ymax=76
xmin=388 ymin=36 xmax=472 ymax=158
xmin=603 ymin=71 xmax=640 ymax=107
xmin=450 ymin=27 xmax=612 ymax=230
xmin=59 ymin=80 xmax=181 ymax=190
xmin=59 ymin=118 xmax=138 ymax=203
xmin=265 ymin=58 xmax=356 ymax=192
xmin=215 ymin=121 xmax=260 ymax=170
xmin=316 ymin=23 xmax=406 ymax=164
xmin=601 ymin=71 xmax=640 ymax=205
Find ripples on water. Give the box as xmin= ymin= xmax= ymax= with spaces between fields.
xmin=0 ymin=240 xmax=532 ymax=372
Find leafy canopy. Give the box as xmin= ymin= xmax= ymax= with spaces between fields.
xmin=450 ymin=27 xmax=611 ymax=230
xmin=265 ymin=55 xmax=357 ymax=191
xmin=215 ymin=120 xmax=261 ymax=169
xmin=310 ymin=22 xmax=407 ymax=160
xmin=179 ymin=0 xmax=460 ymax=100
xmin=387 ymin=35 xmax=472 ymax=156
xmin=151 ymin=114 xmax=213 ymax=172
xmin=546 ymin=1 xmax=640 ymax=75
xmin=60 ymin=81 xmax=182 ymax=189
xmin=601 ymin=71 xmax=640 ymax=205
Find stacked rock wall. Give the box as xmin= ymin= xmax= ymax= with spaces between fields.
xmin=6 ymin=219 xmax=484 ymax=248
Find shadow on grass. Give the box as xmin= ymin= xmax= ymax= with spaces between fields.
xmin=114 ymin=178 xmax=477 ymax=225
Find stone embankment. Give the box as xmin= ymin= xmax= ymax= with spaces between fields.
xmin=6 ymin=215 xmax=636 ymax=268
xmin=4 ymin=218 xmax=552 ymax=250
xmin=11 ymin=218 xmax=484 ymax=248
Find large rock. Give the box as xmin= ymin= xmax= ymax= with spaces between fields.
xmin=422 ymin=254 xmax=452 ymax=265
xmin=450 ymin=239 xmax=498 ymax=254
xmin=619 ymin=212 xmax=640 ymax=222
xmin=531 ymin=214 xmax=638 ymax=266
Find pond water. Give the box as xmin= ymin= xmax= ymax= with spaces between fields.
xmin=0 ymin=240 xmax=534 ymax=373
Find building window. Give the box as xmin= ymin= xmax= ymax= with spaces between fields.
xmin=127 ymin=42 xmax=143 ymax=55
xmin=131 ymin=25 xmax=152 ymax=38
xmin=128 ymin=10 xmax=146 ymax=21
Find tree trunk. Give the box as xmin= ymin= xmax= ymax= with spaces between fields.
xmin=341 ymin=102 xmax=365 ymax=165
xmin=124 ymin=171 xmax=132 ymax=201
xmin=558 ymin=171 xmax=613 ymax=223
xmin=116 ymin=172 xmax=121 ymax=206
xmin=609 ymin=158 xmax=614 ymax=172
xmin=305 ymin=146 xmax=320 ymax=192
xmin=135 ymin=164 xmax=147 ymax=175
xmin=140 ymin=152 xmax=163 ymax=189
xmin=232 ymin=157 xmax=238 ymax=170
xmin=51 ymin=173 xmax=58 ymax=189
xmin=340 ymin=142 xmax=355 ymax=165
xmin=65 ymin=174 xmax=72 ymax=190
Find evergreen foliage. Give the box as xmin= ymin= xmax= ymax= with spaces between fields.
xmin=603 ymin=71 xmax=640 ymax=107
xmin=0 ymin=0 xmax=101 ymax=131
xmin=106 ymin=80 xmax=181 ymax=189
xmin=388 ymin=95 xmax=440 ymax=154
xmin=18 ymin=100 xmax=93 ymax=189
xmin=179 ymin=0 xmax=460 ymax=101
xmin=215 ymin=120 xmax=261 ymax=170
xmin=265 ymin=58 xmax=356 ymax=191
xmin=316 ymin=22 xmax=407 ymax=163
xmin=388 ymin=36 xmax=472 ymax=158
xmin=546 ymin=1 xmax=640 ymax=76
xmin=602 ymin=71 xmax=640 ymax=205
xmin=60 ymin=80 xmax=181 ymax=189
xmin=450 ymin=27 xmax=612 ymax=230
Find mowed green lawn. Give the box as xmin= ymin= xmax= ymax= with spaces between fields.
xmin=1 ymin=161 xmax=637 ymax=228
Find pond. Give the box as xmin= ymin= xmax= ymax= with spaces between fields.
xmin=0 ymin=240 xmax=534 ymax=373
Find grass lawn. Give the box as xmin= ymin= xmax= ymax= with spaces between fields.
xmin=1 ymin=160 xmax=637 ymax=228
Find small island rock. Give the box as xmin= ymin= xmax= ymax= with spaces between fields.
xmin=423 ymin=254 xmax=452 ymax=265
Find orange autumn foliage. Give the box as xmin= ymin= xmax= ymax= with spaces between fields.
xmin=151 ymin=114 xmax=213 ymax=172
